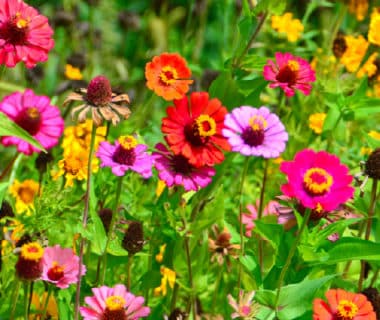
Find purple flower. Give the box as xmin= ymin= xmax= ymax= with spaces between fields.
xmin=153 ymin=143 xmax=215 ymax=191
xmin=96 ymin=135 xmax=152 ymax=178
xmin=223 ymin=106 xmax=288 ymax=158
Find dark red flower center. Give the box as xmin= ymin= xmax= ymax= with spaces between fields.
xmin=0 ymin=14 xmax=29 ymax=46
xmin=241 ymin=115 xmax=267 ymax=147
xmin=171 ymin=154 xmax=193 ymax=175
xmin=15 ymin=107 xmax=41 ymax=136
xmin=47 ymin=263 xmax=65 ymax=281
xmin=159 ymin=66 xmax=178 ymax=86
xmin=276 ymin=60 xmax=299 ymax=86
xmin=101 ymin=296 xmax=126 ymax=320
xmin=184 ymin=115 xmax=216 ymax=146
xmin=86 ymin=75 xmax=112 ymax=106
xmin=112 ymin=145 xmax=136 ymax=166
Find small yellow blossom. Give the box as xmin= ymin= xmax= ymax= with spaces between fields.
xmin=368 ymin=8 xmax=380 ymax=46
xmin=30 ymin=292 xmax=58 ymax=319
xmin=154 ymin=266 xmax=176 ymax=296
xmin=273 ymin=157 xmax=283 ymax=165
xmin=155 ymin=180 xmax=166 ymax=198
xmin=374 ymin=81 xmax=380 ymax=97
xmin=309 ymin=113 xmax=327 ymax=134
xmin=271 ymin=13 xmax=304 ymax=42
xmin=348 ymin=0 xmax=369 ymax=21
xmin=369 ymin=131 xmax=380 ymax=140
xmin=155 ymin=244 xmax=166 ymax=263
xmin=361 ymin=147 xmax=373 ymax=156
xmin=340 ymin=35 xmax=369 ymax=73
xmin=64 ymin=64 xmax=83 ymax=81
xmin=9 ymin=179 xmax=39 ymax=215
xmin=357 ymin=53 xmax=378 ymax=78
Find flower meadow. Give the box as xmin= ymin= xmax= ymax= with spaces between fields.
xmin=1 ymin=0 xmax=380 ymax=319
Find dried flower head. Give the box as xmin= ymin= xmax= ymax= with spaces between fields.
xmin=122 ymin=221 xmax=145 ymax=254
xmin=365 ymin=148 xmax=380 ymax=180
xmin=333 ymin=33 xmax=347 ymax=58
xmin=98 ymin=208 xmax=113 ymax=234
xmin=15 ymin=241 xmax=44 ymax=280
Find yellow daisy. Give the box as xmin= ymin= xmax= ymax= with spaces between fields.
xmin=340 ymin=35 xmax=368 ymax=73
xmin=309 ymin=113 xmax=327 ymax=135
xmin=271 ymin=12 xmax=304 ymax=42
xmin=9 ymin=179 xmax=39 ymax=215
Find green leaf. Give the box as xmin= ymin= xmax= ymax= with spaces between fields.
xmin=253 ymin=221 xmax=284 ymax=252
xmin=240 ymin=253 xmax=262 ymax=286
xmin=322 ymin=103 xmax=340 ymax=135
xmin=0 ymin=182 xmax=9 ymax=205
xmin=240 ymin=54 xmax=268 ymax=72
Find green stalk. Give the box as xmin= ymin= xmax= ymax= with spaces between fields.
xmin=23 ymin=281 xmax=30 ymax=320
xmin=184 ymin=236 xmax=196 ymax=319
xmin=9 ymin=278 xmax=21 ymax=319
xmin=126 ymin=253 xmax=133 ymax=290
xmin=41 ymin=285 xmax=53 ymax=320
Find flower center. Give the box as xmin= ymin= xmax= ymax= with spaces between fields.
xmin=337 ymin=300 xmax=358 ymax=319
xmin=276 ymin=60 xmax=300 ymax=85
xmin=159 ymin=66 xmax=178 ymax=85
xmin=47 ymin=262 xmax=65 ymax=281
xmin=0 ymin=12 xmax=29 ymax=45
xmin=86 ymin=75 xmax=113 ymax=106
xmin=63 ymin=157 xmax=83 ymax=176
xmin=101 ymin=295 xmax=126 ymax=320
xmin=185 ymin=115 xmax=216 ymax=146
xmin=15 ymin=107 xmax=41 ymax=136
xmin=240 ymin=305 xmax=251 ymax=316
xmin=118 ymin=135 xmax=137 ymax=150
xmin=18 ymin=186 xmax=36 ymax=204
xmin=171 ymin=154 xmax=193 ymax=175
xmin=303 ymin=168 xmax=333 ymax=196
xmin=241 ymin=115 xmax=267 ymax=147
xmin=21 ymin=242 xmax=44 ymax=261
xmin=112 ymin=136 xmax=137 ymax=166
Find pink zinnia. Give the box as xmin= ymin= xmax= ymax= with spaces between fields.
xmin=96 ymin=135 xmax=153 ymax=178
xmin=280 ymin=149 xmax=354 ymax=213
xmin=153 ymin=143 xmax=216 ymax=191
xmin=0 ymin=89 xmax=64 ymax=155
xmin=227 ymin=290 xmax=260 ymax=319
xmin=0 ymin=0 xmax=54 ymax=68
xmin=80 ymin=284 xmax=150 ymax=320
xmin=263 ymin=52 xmax=316 ymax=97
xmin=41 ymin=245 xmax=86 ymax=289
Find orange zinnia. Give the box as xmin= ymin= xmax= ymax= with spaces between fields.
xmin=145 ymin=52 xmax=193 ymax=101
xmin=313 ymin=289 xmax=376 ymax=320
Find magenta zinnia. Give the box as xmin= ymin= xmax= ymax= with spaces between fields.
xmin=223 ymin=106 xmax=288 ymax=158
xmin=263 ymin=52 xmax=316 ymax=97
xmin=0 ymin=0 xmax=54 ymax=68
xmin=280 ymin=149 xmax=354 ymax=212
xmin=96 ymin=135 xmax=153 ymax=178
xmin=0 ymin=89 xmax=64 ymax=155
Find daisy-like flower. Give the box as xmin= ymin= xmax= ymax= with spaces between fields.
xmin=80 ymin=284 xmax=150 ymax=320
xmin=41 ymin=244 xmax=86 ymax=289
xmin=313 ymin=289 xmax=376 ymax=320
xmin=223 ymin=106 xmax=288 ymax=158
xmin=0 ymin=0 xmax=54 ymax=68
xmin=96 ymin=135 xmax=152 ymax=178
xmin=369 ymin=8 xmax=380 ymax=46
xmin=145 ymin=52 xmax=193 ymax=101
xmin=340 ymin=35 xmax=369 ymax=73
xmin=263 ymin=52 xmax=316 ymax=97
xmin=271 ymin=12 xmax=304 ymax=42
xmin=162 ymin=92 xmax=230 ymax=167
xmin=0 ymin=89 xmax=64 ymax=155
xmin=228 ymin=290 xmax=260 ymax=320
xmin=9 ymin=179 xmax=39 ymax=215
xmin=16 ymin=241 xmax=44 ymax=280
xmin=280 ymin=149 xmax=354 ymax=212
xmin=153 ymin=143 xmax=216 ymax=192
xmin=63 ymin=75 xmax=131 ymax=126
xmin=357 ymin=52 xmax=378 ymax=78
xmin=309 ymin=112 xmax=326 ymax=134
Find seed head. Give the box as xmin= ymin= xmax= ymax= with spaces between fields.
xmin=122 ymin=221 xmax=144 ymax=254
xmin=365 ymin=148 xmax=380 ymax=180
xmin=86 ymin=75 xmax=112 ymax=106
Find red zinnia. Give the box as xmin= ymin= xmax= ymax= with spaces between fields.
xmin=145 ymin=52 xmax=193 ymax=101
xmin=0 ymin=0 xmax=54 ymax=68
xmin=162 ymin=92 xmax=230 ymax=167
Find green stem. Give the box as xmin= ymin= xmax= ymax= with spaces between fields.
xmin=126 ymin=253 xmax=133 ymax=290
xmin=23 ymin=281 xmax=30 ymax=320
xmin=0 ymin=81 xmax=24 ymax=92
xmin=27 ymin=281 xmax=34 ymax=316
xmin=184 ymin=236 xmax=196 ymax=319
xmin=170 ymin=282 xmax=179 ymax=312
xmin=325 ymin=114 xmax=342 ymax=152
xmin=275 ymin=209 xmax=311 ymax=310
xmin=41 ymin=285 xmax=53 ymax=320
xmin=9 ymin=278 xmax=21 ymax=319
xmin=211 ymin=267 xmax=224 ymax=315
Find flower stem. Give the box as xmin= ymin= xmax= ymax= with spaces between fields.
xmin=211 ymin=266 xmax=224 ymax=315
xmin=27 ymin=281 xmax=34 ymax=316
xmin=23 ymin=281 xmax=30 ymax=320
xmin=126 ymin=253 xmax=133 ymax=290
xmin=0 ymin=153 xmax=19 ymax=181
xmin=274 ymin=209 xmax=311 ymax=310
xmin=41 ymin=284 xmax=53 ymax=320
xmin=9 ymin=278 xmax=21 ymax=319
xmin=74 ymin=120 xmax=97 ymax=320
xmin=184 ymin=236 xmax=196 ymax=319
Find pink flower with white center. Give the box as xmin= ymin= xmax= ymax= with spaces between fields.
xmin=0 ymin=0 xmax=54 ymax=68
xmin=263 ymin=52 xmax=316 ymax=97
xmin=80 ymin=284 xmax=150 ymax=320
xmin=41 ymin=245 xmax=86 ymax=289
xmin=0 ymin=89 xmax=64 ymax=155
xmin=227 ymin=290 xmax=260 ymax=319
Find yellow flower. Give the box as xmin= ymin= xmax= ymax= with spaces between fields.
xmin=357 ymin=53 xmax=378 ymax=78
xmin=361 ymin=147 xmax=373 ymax=156
xmin=9 ymin=179 xmax=39 ymax=215
xmin=64 ymin=64 xmax=83 ymax=80
xmin=374 ymin=81 xmax=380 ymax=97
xmin=348 ymin=0 xmax=368 ymax=21
xmin=340 ymin=35 xmax=369 ymax=72
xmin=271 ymin=12 xmax=304 ymax=42
xmin=155 ymin=244 xmax=166 ymax=263
xmin=368 ymin=8 xmax=380 ymax=46
xmin=369 ymin=130 xmax=380 ymax=140
xmin=309 ymin=113 xmax=327 ymax=134
xmin=154 ymin=266 xmax=176 ymax=296
xmin=155 ymin=180 xmax=166 ymax=198
xmin=29 ymin=292 xmax=58 ymax=319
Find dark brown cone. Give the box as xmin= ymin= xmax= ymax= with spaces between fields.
xmin=362 ymin=287 xmax=380 ymax=318
xmin=35 ymin=151 xmax=54 ymax=174
xmin=0 ymin=201 xmax=14 ymax=221
xmin=122 ymin=221 xmax=144 ymax=254
xmin=332 ymin=34 xmax=347 ymax=58
xmin=169 ymin=308 xmax=188 ymax=320
xmin=98 ymin=208 xmax=113 ymax=234
xmin=15 ymin=234 xmax=33 ymax=248
xmin=15 ymin=257 xmax=43 ymax=281
xmin=365 ymin=148 xmax=380 ymax=179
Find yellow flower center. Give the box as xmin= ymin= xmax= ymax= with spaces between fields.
xmin=287 ymin=60 xmax=300 ymax=71
xmin=27 ymin=107 xmax=40 ymax=119
xmin=303 ymin=168 xmax=333 ymax=196
xmin=118 ymin=135 xmax=137 ymax=150
xmin=21 ymin=242 xmax=44 ymax=261
xmin=105 ymin=295 xmax=125 ymax=311
xmin=160 ymin=66 xmax=178 ymax=85
xmin=337 ymin=300 xmax=358 ymax=319
xmin=15 ymin=13 xmax=29 ymax=29
xmin=249 ymin=115 xmax=267 ymax=131
xmin=18 ymin=186 xmax=36 ymax=204
xmin=195 ymin=114 xmax=216 ymax=137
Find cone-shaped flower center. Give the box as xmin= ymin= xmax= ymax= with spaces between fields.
xmin=171 ymin=154 xmax=193 ymax=175
xmin=18 ymin=186 xmax=36 ymax=204
xmin=21 ymin=242 xmax=44 ymax=261
xmin=337 ymin=300 xmax=358 ymax=319
xmin=160 ymin=66 xmax=178 ymax=85
xmin=241 ymin=115 xmax=267 ymax=147
xmin=47 ymin=262 xmax=65 ymax=281
xmin=112 ymin=136 xmax=137 ymax=166
xmin=15 ymin=107 xmax=41 ymax=136
xmin=0 ymin=13 xmax=29 ymax=45
xmin=185 ymin=115 xmax=216 ymax=146
xmin=303 ymin=168 xmax=333 ymax=196
xmin=86 ymin=75 xmax=113 ymax=106
xmin=276 ymin=60 xmax=300 ymax=85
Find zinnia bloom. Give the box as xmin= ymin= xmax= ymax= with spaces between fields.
xmin=368 ymin=8 xmax=380 ymax=46
xmin=313 ymin=289 xmax=376 ymax=320
xmin=16 ymin=241 xmax=44 ymax=280
xmin=96 ymin=135 xmax=153 ymax=178
xmin=0 ymin=0 xmax=54 ymax=68
xmin=309 ymin=113 xmax=326 ymax=134
xmin=153 ymin=143 xmax=216 ymax=192
xmin=223 ymin=106 xmax=288 ymax=158
xmin=340 ymin=35 xmax=369 ymax=73
xmin=9 ymin=179 xmax=39 ymax=215
xmin=41 ymin=244 xmax=86 ymax=289
xmin=263 ymin=52 xmax=316 ymax=97
xmin=0 ymin=89 xmax=64 ymax=155
xmin=80 ymin=284 xmax=150 ymax=320
xmin=162 ymin=92 xmax=230 ymax=167
xmin=271 ymin=13 xmax=304 ymax=42
xmin=280 ymin=149 xmax=354 ymax=212
xmin=145 ymin=52 xmax=193 ymax=101
xmin=227 ymin=290 xmax=260 ymax=320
